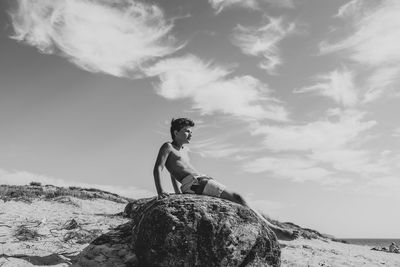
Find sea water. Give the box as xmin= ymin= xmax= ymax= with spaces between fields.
xmin=342 ymin=239 xmax=400 ymax=248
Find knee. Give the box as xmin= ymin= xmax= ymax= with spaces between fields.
xmin=232 ymin=193 xmax=247 ymax=206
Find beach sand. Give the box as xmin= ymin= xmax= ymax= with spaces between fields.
xmin=1 ymin=198 xmax=399 ymax=266
xmin=0 ymin=197 xmax=128 ymax=266
xmin=281 ymin=238 xmax=400 ymax=266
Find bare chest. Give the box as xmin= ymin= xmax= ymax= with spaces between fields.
xmin=167 ymin=147 xmax=191 ymax=163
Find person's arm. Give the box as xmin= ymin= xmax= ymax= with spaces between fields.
xmin=153 ymin=143 xmax=171 ymax=199
xmin=170 ymin=175 xmax=181 ymax=194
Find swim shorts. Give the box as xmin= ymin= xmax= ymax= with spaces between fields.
xmin=180 ymin=174 xmax=226 ymax=198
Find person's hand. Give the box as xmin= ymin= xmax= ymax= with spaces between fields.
xmin=157 ymin=191 xmax=169 ymax=200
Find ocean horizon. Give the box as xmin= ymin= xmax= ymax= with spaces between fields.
xmin=341 ymin=238 xmax=400 ymax=248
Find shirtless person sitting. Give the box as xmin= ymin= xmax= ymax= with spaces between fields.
xmin=153 ymin=117 xmax=299 ymax=240
xmin=389 ymin=242 xmax=399 ymax=253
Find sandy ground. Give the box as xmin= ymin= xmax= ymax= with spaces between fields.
xmin=281 ymin=238 xmax=400 ymax=267
xmin=0 ymin=197 xmax=128 ymax=266
xmin=1 ymin=198 xmax=399 ymax=267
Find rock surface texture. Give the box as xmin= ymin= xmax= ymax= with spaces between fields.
xmin=128 ymin=194 xmax=281 ymax=267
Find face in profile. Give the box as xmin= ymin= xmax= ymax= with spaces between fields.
xmin=174 ymin=126 xmax=193 ymax=144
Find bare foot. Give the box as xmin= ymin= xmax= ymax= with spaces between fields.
xmin=271 ymin=227 xmax=300 ymax=241
xmin=249 ymin=208 xmax=300 ymax=241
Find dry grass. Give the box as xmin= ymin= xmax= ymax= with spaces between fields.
xmin=14 ymin=225 xmax=44 ymax=241
xmin=63 ymin=229 xmax=103 ymax=244
xmin=0 ymin=184 xmax=133 ymax=203
xmin=51 ymin=196 xmax=81 ymax=207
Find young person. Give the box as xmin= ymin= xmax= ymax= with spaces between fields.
xmin=153 ymin=118 xmax=299 ymax=240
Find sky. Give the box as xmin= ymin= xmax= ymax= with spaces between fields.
xmin=0 ymin=0 xmax=399 ymax=238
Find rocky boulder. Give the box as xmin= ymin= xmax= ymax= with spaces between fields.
xmin=129 ymin=194 xmax=281 ymax=267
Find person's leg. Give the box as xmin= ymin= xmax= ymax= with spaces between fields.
xmin=220 ymin=189 xmax=299 ymax=240
xmin=200 ymin=179 xmax=299 ymax=240
xmin=220 ymin=190 xmax=248 ymax=206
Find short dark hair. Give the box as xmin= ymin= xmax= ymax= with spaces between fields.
xmin=170 ymin=118 xmax=195 ymax=140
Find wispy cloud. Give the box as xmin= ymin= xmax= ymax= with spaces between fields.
xmin=0 ymin=168 xmax=153 ymax=199
xmin=321 ymin=0 xmax=400 ymax=103
xmin=363 ymin=67 xmax=400 ymax=103
xmin=209 ymin=0 xmax=294 ymax=14
xmin=190 ymin=139 xmax=246 ymax=158
xmin=242 ymin=155 xmax=334 ymax=183
xmin=231 ymin=17 xmax=295 ymax=74
xmin=7 ymin=0 xmax=290 ymax=123
xmin=309 ymin=149 xmax=387 ymax=175
xmin=242 ymin=110 xmax=381 ymax=183
xmin=190 ymin=136 xmax=260 ymax=159
xmin=294 ymin=68 xmax=358 ymax=107
xmin=145 ymin=55 xmax=289 ymax=121
xmin=322 ymin=0 xmax=400 ymax=66
xmin=9 ymin=0 xmax=182 ymax=77
xmin=334 ymin=0 xmax=365 ymax=19
xmin=251 ymin=110 xmax=375 ymax=152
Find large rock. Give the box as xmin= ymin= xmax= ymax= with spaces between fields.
xmin=74 ymin=194 xmax=281 ymax=266
xmin=130 ymin=194 xmax=281 ymax=267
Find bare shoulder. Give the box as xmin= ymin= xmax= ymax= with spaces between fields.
xmin=159 ymin=142 xmax=173 ymax=153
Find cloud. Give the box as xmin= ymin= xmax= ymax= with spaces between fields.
xmin=309 ymin=149 xmax=387 ymax=175
xmin=7 ymin=0 xmax=290 ymax=124
xmin=145 ymin=55 xmax=289 ymax=121
xmin=363 ymin=67 xmax=400 ymax=103
xmin=189 ymin=136 xmax=260 ymax=159
xmin=321 ymin=0 xmax=400 ymax=66
xmin=251 ymin=110 xmax=375 ymax=152
xmin=231 ymin=17 xmax=295 ymax=74
xmin=190 ymin=141 xmax=246 ymax=158
xmin=242 ymin=110 xmax=382 ymax=183
xmin=334 ymin=0 xmax=365 ymax=19
xmin=9 ymin=0 xmax=181 ymax=77
xmin=242 ymin=155 xmax=334 ymax=183
xmin=209 ymin=0 xmax=294 ymax=13
xmin=294 ymin=68 xmax=358 ymax=106
xmin=0 ymin=168 xmax=153 ymax=199
xmin=320 ymin=0 xmax=400 ymax=103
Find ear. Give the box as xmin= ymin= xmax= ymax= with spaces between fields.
xmin=174 ymin=130 xmax=178 ymax=137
